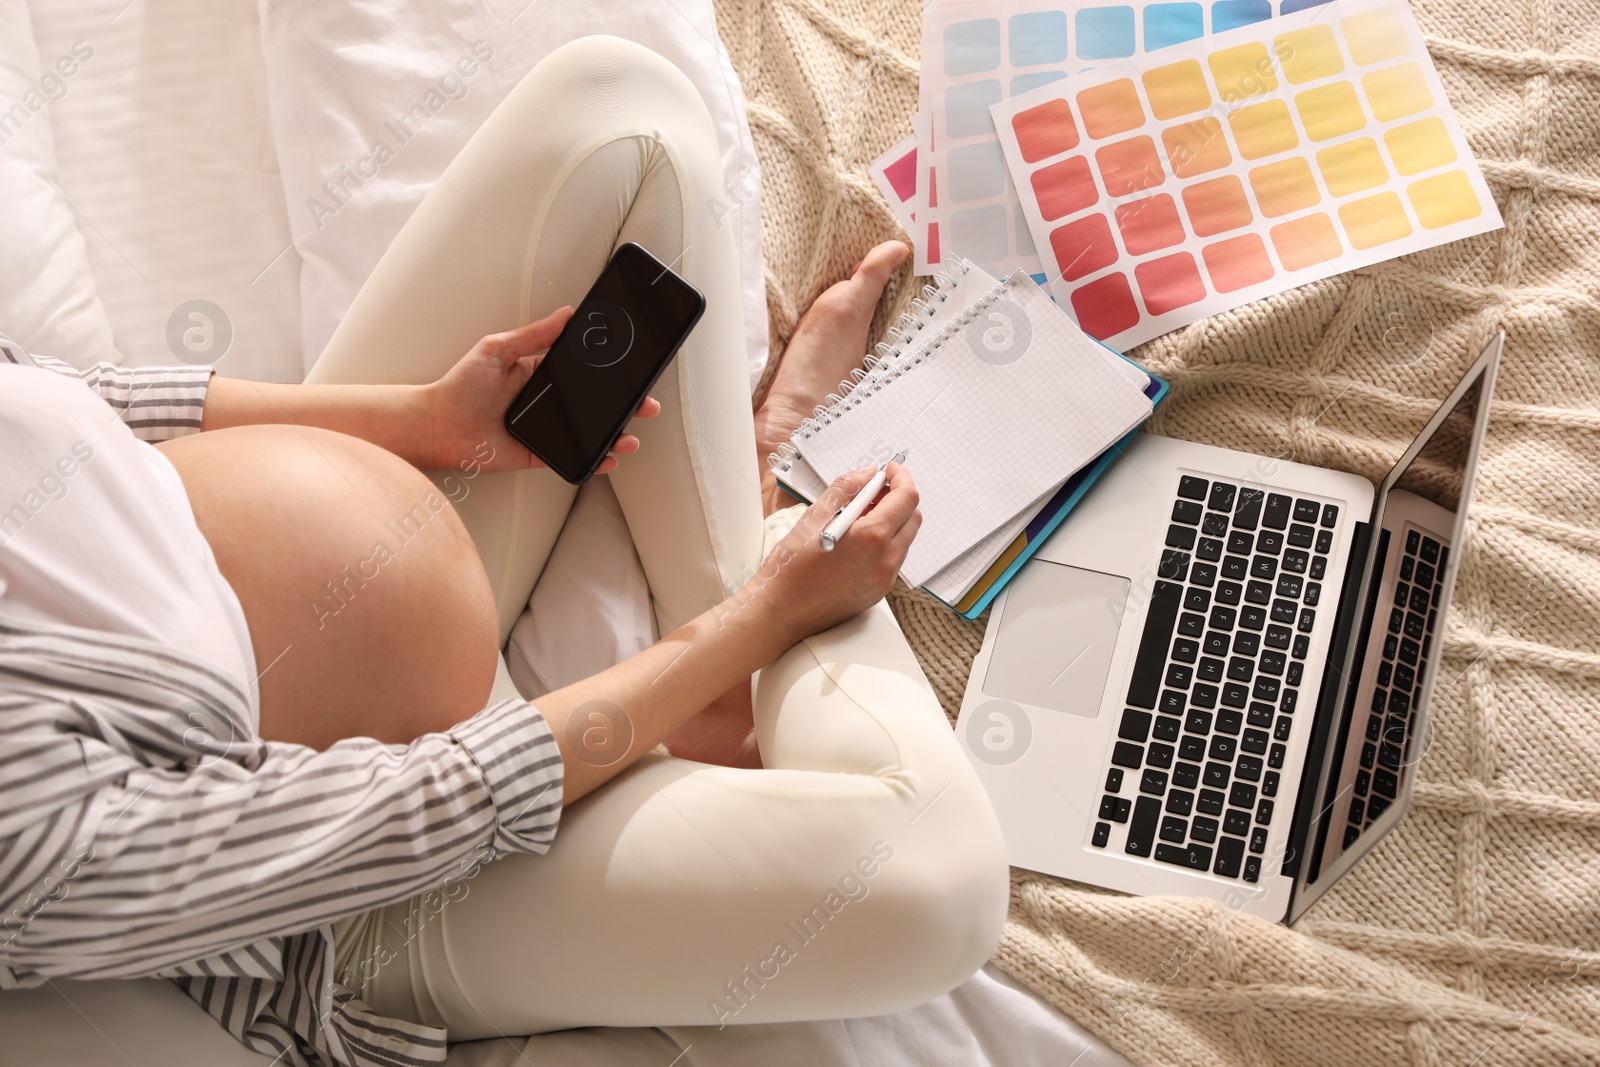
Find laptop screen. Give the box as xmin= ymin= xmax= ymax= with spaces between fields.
xmin=1295 ymin=342 xmax=1497 ymax=907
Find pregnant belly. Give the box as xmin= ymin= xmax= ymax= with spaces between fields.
xmin=157 ymin=426 xmax=500 ymax=749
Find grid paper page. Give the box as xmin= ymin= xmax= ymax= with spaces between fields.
xmin=798 ymin=273 xmax=1152 ymax=587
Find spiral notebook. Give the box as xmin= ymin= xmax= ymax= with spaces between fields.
xmin=770 ymin=260 xmax=1158 ymax=601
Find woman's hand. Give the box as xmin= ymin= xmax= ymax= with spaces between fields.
xmin=746 ymin=462 xmax=922 ymax=643
xmin=418 ymin=307 xmax=663 ymax=474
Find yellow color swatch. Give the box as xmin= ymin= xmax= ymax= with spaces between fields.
xmin=1317 ymin=137 xmax=1388 ymax=196
xmin=1209 ymin=42 xmax=1278 ymax=101
xmin=1341 ymin=6 xmax=1410 ymax=66
xmin=1077 ymin=79 xmax=1147 ymax=139
xmin=1270 ymin=213 xmax=1342 ymax=270
xmin=1143 ymin=59 xmax=1212 ymax=120
xmin=1408 ymin=170 xmax=1482 ymax=228
xmin=1275 ymin=25 xmax=1345 ymax=84
xmin=1385 ymin=117 xmax=1458 ymax=175
xmin=1229 ymin=99 xmax=1298 ymax=160
xmin=1249 ymin=158 xmax=1321 ymax=217
xmin=1296 ymin=82 xmax=1366 ymax=141
xmin=1363 ymin=63 xmax=1434 ymax=122
xmin=1163 ymin=118 xmax=1232 ymax=177
xmin=1339 ymin=191 xmax=1412 ymax=249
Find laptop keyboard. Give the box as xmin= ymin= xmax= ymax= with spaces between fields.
xmin=1090 ymin=474 xmax=1338 ymax=883
xmin=1343 ymin=528 xmax=1446 ymax=846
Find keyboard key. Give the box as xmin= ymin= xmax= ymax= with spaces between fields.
xmin=1178 ymin=735 xmax=1207 ymax=762
xmin=1298 ymin=608 xmax=1317 ymax=634
xmin=1316 ymin=529 xmax=1333 ymax=554
xmin=1240 ymin=606 xmax=1266 ymax=631
xmin=1274 ymin=715 xmax=1293 ymax=741
xmin=1263 ymin=771 xmax=1280 ymax=797
xmin=1210 ymin=605 xmax=1237 ymax=630
xmin=1230 ymin=781 xmax=1258 ymax=809
xmin=1221 ymin=555 xmax=1249 ymax=580
xmin=1185 ymin=709 xmax=1213 ymax=735
xmin=1421 ymin=536 xmax=1440 ymax=564
xmin=1099 ymin=795 xmax=1124 ymax=820
xmin=1178 ymin=612 xmax=1207 ymax=640
xmin=1247 ymin=702 xmax=1274 ymax=728
xmin=1127 ymin=581 xmax=1182 ymax=709
xmin=1172 ymin=761 xmax=1201 ymax=789
xmin=1119 ymin=709 xmax=1152 ymax=742
xmin=1378 ymin=742 xmax=1403 ymax=769
xmin=1410 ymin=585 xmax=1432 ymax=614
xmin=1350 ymin=797 xmax=1366 ymax=823
xmin=1293 ymin=499 xmax=1320 ymax=523
xmin=1209 ymin=735 xmax=1237 ymax=761
xmin=1310 ymin=556 xmax=1327 ymax=580
xmin=1264 ymin=493 xmax=1292 ymax=530
xmin=1208 ymin=482 xmax=1237 ymax=512
xmin=1250 ymin=826 xmax=1269 ymax=854
xmin=1191 ymin=815 xmax=1219 ymax=843
xmin=1106 ymin=768 xmax=1124 ymax=792
xmin=1159 ymin=689 xmax=1187 ymax=716
xmin=1343 ymin=825 xmax=1362 ymax=848
xmin=1269 ymin=599 xmax=1297 ymax=624
xmin=1260 ymin=651 xmax=1287 ymax=677
xmin=1287 ymin=662 xmax=1303 ymax=687
xmin=1216 ymin=581 xmax=1242 ymax=605
xmin=1235 ymin=754 xmax=1262 ymax=782
xmin=1202 ymin=513 xmax=1229 ymax=537
xmin=1304 ymin=582 xmax=1321 ymax=607
xmin=1368 ymin=794 xmax=1391 ymax=820
xmin=1223 ymin=808 xmax=1251 ymax=836
xmin=1398 ymin=638 xmax=1419 ymax=665
xmin=1140 ymin=769 xmax=1169 ymax=795
xmin=1191 ymin=562 xmax=1217 ymax=588
xmin=1360 ymin=742 xmax=1377 ymax=769
xmin=1288 ymin=523 xmax=1315 ymax=549
xmin=1108 ymin=798 xmax=1133 ymax=823
xmin=1400 ymin=556 xmax=1414 ymax=581
xmin=1282 ymin=548 xmax=1309 ymax=574
xmin=1393 ymin=663 xmax=1416 ymax=691
xmin=1172 ymin=499 xmax=1203 ymax=525
xmin=1216 ymin=708 xmax=1243 ymax=735
xmin=1394 ymin=582 xmax=1410 ymax=608
xmin=1244 ymin=855 xmax=1262 ymax=882
xmin=1246 ymin=580 xmax=1273 ymax=604
xmin=1125 ymin=796 xmax=1161 ymax=856
xmin=1222 ymin=682 xmax=1250 ymax=708
xmin=1190 ymin=683 xmax=1218 ymax=709
xmin=1166 ymin=663 xmax=1193 ymax=688
xmin=1383 ymin=634 xmax=1398 ymax=659
xmin=1166 ymin=524 xmax=1197 ymax=550
xmin=1372 ymin=766 xmax=1399 ymax=798
xmin=1384 ymin=714 xmax=1407 ymax=745
xmin=1269 ymin=743 xmax=1287 ymax=769
xmin=1279 ymin=689 xmax=1298 ymax=714
xmin=1251 ymin=555 xmax=1278 ymax=580
xmin=1158 ymin=549 xmax=1190 ymax=581
xmin=1092 ymin=822 xmax=1111 ymax=848
xmin=1253 ymin=676 xmax=1281 ymax=702
xmin=1226 ymin=656 xmax=1254 ymax=682
xmin=1241 ymin=729 xmax=1269 ymax=755
xmin=1196 ymin=537 xmax=1223 ymax=562
xmin=1388 ymin=608 xmax=1405 ymax=635
xmin=1255 ymin=530 xmax=1284 ymax=555
xmin=1414 ymin=561 xmax=1436 ymax=588
xmin=1197 ymin=658 xmax=1224 ymax=683
xmin=1148 ymin=742 xmax=1175 ymax=769
xmin=1276 ymin=574 xmax=1303 ymax=599
xmin=1355 ymin=769 xmax=1371 ymax=795
xmin=1215 ymin=835 xmax=1245 ymax=877
xmin=1165 ymin=789 xmax=1194 ymax=816
xmin=1153 ymin=716 xmax=1182 ymax=742
xmin=1406 ymin=529 xmax=1421 ymax=554
xmin=1171 ymin=638 xmax=1199 ymax=664
xmin=1197 ymin=789 xmax=1226 ymax=816
xmin=1321 ymin=503 xmax=1339 ymax=528
xmin=1112 ymin=741 xmax=1144 ymax=768
xmin=1203 ymin=631 xmax=1230 ymax=657
xmin=1265 ymin=625 xmax=1292 ymax=650
xmin=1234 ymin=488 xmax=1264 ymax=531
xmin=1177 ymin=475 xmax=1208 ymax=500
xmin=1154 ymin=842 xmax=1213 ymax=871
xmin=1233 ymin=631 xmax=1260 ymax=657
xmin=1160 ymin=816 xmax=1188 ymax=843
xmin=1203 ymin=761 xmax=1231 ymax=788
xmin=1227 ymin=530 xmax=1254 ymax=555
xmin=1366 ymin=713 xmax=1383 ymax=741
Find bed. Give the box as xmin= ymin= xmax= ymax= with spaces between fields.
xmin=0 ymin=0 xmax=1132 ymax=1063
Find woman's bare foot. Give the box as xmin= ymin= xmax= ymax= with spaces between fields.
xmin=664 ymin=678 xmax=762 ymax=768
xmin=755 ymin=240 xmax=910 ymax=516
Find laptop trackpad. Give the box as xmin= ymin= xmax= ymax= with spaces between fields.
xmin=984 ymin=562 xmax=1129 ymax=718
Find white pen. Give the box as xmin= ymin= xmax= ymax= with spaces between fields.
xmin=819 ymin=449 xmax=909 ymax=551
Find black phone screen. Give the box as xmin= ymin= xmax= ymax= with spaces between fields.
xmin=504 ymin=243 xmax=705 ymax=483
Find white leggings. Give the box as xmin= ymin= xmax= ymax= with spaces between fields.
xmin=309 ymin=37 xmax=1008 ymax=1040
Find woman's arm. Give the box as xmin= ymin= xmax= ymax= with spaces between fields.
xmin=201 ymin=307 xmax=660 ymax=475
xmin=540 ymin=461 xmax=921 ymax=803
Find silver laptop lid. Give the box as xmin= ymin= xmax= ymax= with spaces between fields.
xmin=1286 ymin=333 xmax=1502 ymax=923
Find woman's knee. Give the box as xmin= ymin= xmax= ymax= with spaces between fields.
xmin=523 ymin=35 xmax=706 ymax=125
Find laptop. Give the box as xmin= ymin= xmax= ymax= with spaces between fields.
xmin=955 ymin=334 xmax=1501 ymax=922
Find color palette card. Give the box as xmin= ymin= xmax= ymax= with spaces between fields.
xmin=917 ymin=0 xmax=1337 ymax=276
xmin=990 ymin=0 xmax=1502 ymax=349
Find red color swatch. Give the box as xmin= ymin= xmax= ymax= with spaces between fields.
xmin=1182 ymin=175 xmax=1254 ymax=237
xmin=1032 ymin=156 xmax=1098 ymax=221
xmin=1202 ymin=233 xmax=1275 ymax=292
xmin=1114 ymin=194 xmax=1185 ymax=255
xmin=1095 ymin=136 xmax=1165 ymax=197
xmin=1070 ymin=273 xmax=1141 ymax=341
xmin=1049 ymin=214 xmax=1118 ymax=281
xmin=1135 ymin=253 xmax=1207 ymax=315
xmin=1011 ymin=99 xmax=1080 ymax=164
xmin=883 ymin=147 xmax=918 ymax=202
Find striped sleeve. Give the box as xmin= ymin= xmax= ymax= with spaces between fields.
xmin=0 ymin=688 xmax=562 ymax=984
xmin=0 ymin=334 xmax=211 ymax=442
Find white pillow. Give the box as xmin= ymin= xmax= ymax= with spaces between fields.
xmin=0 ymin=2 xmax=116 ymax=365
xmin=258 ymin=0 xmax=770 ymax=391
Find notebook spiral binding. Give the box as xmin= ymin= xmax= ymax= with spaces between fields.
xmin=768 ymin=259 xmax=1006 ymax=475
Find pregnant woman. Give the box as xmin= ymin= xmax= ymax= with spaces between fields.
xmin=0 ymin=36 xmax=1006 ymax=1067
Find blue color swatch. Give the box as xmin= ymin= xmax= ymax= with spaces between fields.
xmin=1144 ymin=3 xmax=1205 ymax=49
xmin=1076 ymin=7 xmax=1137 ymax=59
xmin=945 ymin=80 xmax=1004 ymax=139
xmin=944 ymin=19 xmax=1002 ymax=76
xmin=1011 ymin=70 xmax=1068 ymax=96
xmin=1210 ymin=0 xmax=1272 ymax=31
xmin=1281 ymin=0 xmax=1333 ymax=11
xmin=946 ymin=142 xmax=1007 ymax=202
xmin=1008 ymin=11 xmax=1069 ymax=66
xmin=950 ymin=205 xmax=1010 ymax=264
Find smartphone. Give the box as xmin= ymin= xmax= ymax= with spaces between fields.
xmin=504 ymin=243 xmax=706 ymax=483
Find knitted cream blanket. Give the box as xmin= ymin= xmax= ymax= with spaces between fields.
xmin=714 ymin=0 xmax=1600 ymax=1062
